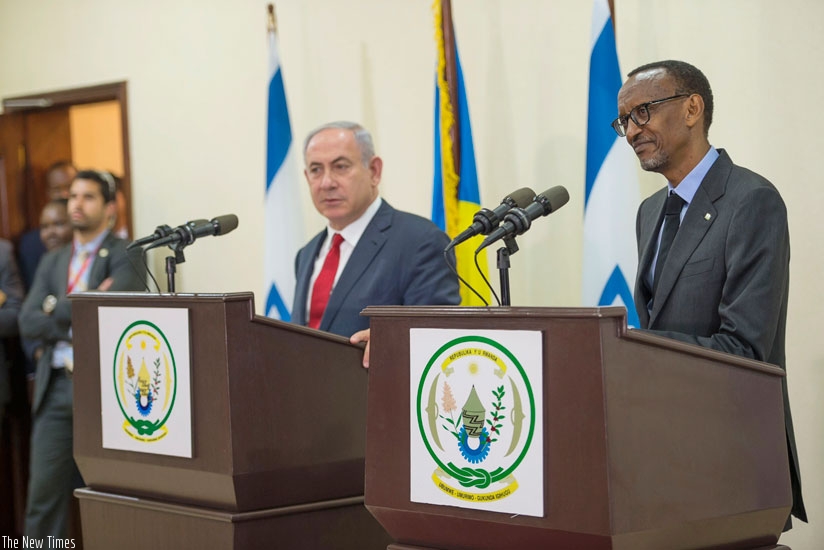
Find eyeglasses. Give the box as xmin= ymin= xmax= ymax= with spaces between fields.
xmin=611 ymin=94 xmax=690 ymax=137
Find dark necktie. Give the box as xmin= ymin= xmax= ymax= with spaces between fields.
xmin=652 ymin=192 xmax=685 ymax=295
xmin=308 ymin=233 xmax=344 ymax=329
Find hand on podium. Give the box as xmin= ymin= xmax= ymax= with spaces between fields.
xmin=97 ymin=277 xmax=114 ymax=291
xmin=350 ymin=328 xmax=370 ymax=369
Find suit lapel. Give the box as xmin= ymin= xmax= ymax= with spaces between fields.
xmin=54 ymin=246 xmax=72 ymax=297
xmin=87 ymin=232 xmax=116 ymax=290
xmin=320 ymin=202 xmax=392 ymax=331
xmin=293 ymin=231 xmax=326 ymax=326
xmin=638 ymin=190 xmax=667 ymax=295
xmin=649 ymin=151 xmax=731 ymax=325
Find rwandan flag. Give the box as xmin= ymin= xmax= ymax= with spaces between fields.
xmin=432 ymin=0 xmax=489 ymax=306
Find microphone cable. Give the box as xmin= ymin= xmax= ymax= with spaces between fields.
xmin=123 ymin=245 xmax=154 ymax=293
xmin=141 ymin=248 xmax=164 ymax=293
xmin=442 ymin=248 xmax=489 ymax=306
xmin=473 ymin=248 xmax=501 ymax=306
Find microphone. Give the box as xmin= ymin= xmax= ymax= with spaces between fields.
xmin=446 ymin=187 xmax=535 ymax=250
xmin=477 ymin=186 xmax=569 ymax=251
xmin=127 ymin=224 xmax=176 ymax=250
xmin=144 ymin=215 xmax=239 ymax=250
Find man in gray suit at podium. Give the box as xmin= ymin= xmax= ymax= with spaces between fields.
xmin=291 ymin=121 xmax=460 ymax=363
xmin=613 ymin=59 xmax=806 ymax=529
xmin=19 ymin=170 xmax=146 ymax=539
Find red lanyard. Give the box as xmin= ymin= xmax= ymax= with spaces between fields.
xmin=66 ymin=243 xmax=101 ymax=294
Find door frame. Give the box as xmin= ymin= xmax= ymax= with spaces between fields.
xmin=2 ymin=81 xmax=132 ymax=237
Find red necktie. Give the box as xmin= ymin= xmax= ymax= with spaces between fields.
xmin=308 ymin=233 xmax=344 ymax=329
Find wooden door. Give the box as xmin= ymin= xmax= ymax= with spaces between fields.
xmin=0 ymin=112 xmax=28 ymax=241
xmin=1 ymin=82 xmax=133 ymax=243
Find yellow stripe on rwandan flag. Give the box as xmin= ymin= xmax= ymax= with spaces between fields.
xmin=432 ymin=0 xmax=490 ymax=306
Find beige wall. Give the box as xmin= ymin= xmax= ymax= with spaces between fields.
xmin=1 ymin=1 xmax=820 ymax=546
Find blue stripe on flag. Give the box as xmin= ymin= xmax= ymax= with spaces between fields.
xmin=600 ymin=266 xmax=640 ymax=327
xmin=432 ymin=85 xmax=445 ymax=230
xmin=584 ymin=19 xmax=622 ymax=208
xmin=431 ymin=40 xmax=481 ymax=229
xmin=454 ymin=46 xmax=480 ymax=206
xmin=266 ymin=282 xmax=291 ymax=321
xmin=266 ymin=68 xmax=292 ymax=191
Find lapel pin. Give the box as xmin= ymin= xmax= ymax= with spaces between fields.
xmin=99 ymin=248 xmax=109 ymax=258
xmin=704 ymin=213 xmax=712 ymax=221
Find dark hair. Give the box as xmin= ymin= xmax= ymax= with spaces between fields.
xmin=46 ymin=160 xmax=76 ymax=176
xmin=73 ymin=170 xmax=117 ymax=203
xmin=628 ymin=60 xmax=714 ymax=136
xmin=44 ymin=198 xmax=69 ymax=209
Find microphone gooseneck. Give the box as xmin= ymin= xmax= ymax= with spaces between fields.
xmin=445 ymin=187 xmax=535 ymax=251
xmin=476 ymin=186 xmax=569 ymax=252
xmin=134 ymin=215 xmax=240 ymax=251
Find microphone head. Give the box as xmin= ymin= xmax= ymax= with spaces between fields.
xmin=212 ymin=214 xmax=239 ymax=236
xmin=504 ymin=187 xmax=536 ymax=208
xmin=535 ymin=186 xmax=569 ymax=215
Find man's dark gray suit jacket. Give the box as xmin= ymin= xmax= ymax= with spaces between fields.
xmin=634 ymin=149 xmax=806 ymax=523
xmin=0 ymin=240 xmax=24 ymax=410
xmin=19 ymin=232 xmax=146 ymax=414
xmin=292 ymin=200 xmax=461 ymax=337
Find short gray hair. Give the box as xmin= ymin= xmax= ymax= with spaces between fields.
xmin=303 ymin=121 xmax=375 ymax=165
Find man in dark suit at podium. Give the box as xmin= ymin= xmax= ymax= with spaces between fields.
xmin=19 ymin=170 xmax=146 ymax=539
xmin=291 ymin=121 xmax=460 ymax=359
xmin=613 ymin=59 xmax=806 ymax=529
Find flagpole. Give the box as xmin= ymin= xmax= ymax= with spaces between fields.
xmin=441 ymin=0 xmax=460 ymax=173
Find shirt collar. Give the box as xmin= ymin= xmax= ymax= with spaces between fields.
xmin=329 ymin=196 xmax=382 ymax=248
xmin=73 ymin=229 xmax=109 ymax=256
xmin=668 ymin=146 xmax=719 ymax=204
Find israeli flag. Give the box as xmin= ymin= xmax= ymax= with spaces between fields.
xmin=582 ymin=0 xmax=641 ymax=327
xmin=264 ymin=24 xmax=303 ymax=320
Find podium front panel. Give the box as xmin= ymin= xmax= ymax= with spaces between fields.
xmin=73 ymin=292 xmax=370 ymax=512
xmin=361 ymin=305 xmax=790 ymax=550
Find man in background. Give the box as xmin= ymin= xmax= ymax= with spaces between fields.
xmin=21 ymin=199 xmax=73 ymax=394
xmin=17 ymin=161 xmax=76 ymax=290
xmin=614 ymin=59 xmax=805 ymax=529
xmin=0 ymin=239 xmax=24 ymax=437
xmin=292 ymin=121 xmax=460 ymax=362
xmin=38 ymin=200 xmax=73 ymax=254
xmin=19 ymin=170 xmax=145 ymax=539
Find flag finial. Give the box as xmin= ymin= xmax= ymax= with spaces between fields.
xmin=267 ymin=4 xmax=277 ymax=34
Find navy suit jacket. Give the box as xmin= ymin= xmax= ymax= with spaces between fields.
xmin=17 ymin=227 xmax=46 ymax=291
xmin=634 ymin=149 xmax=805 ymax=523
xmin=292 ymin=200 xmax=460 ymax=337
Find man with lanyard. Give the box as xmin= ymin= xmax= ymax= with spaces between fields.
xmin=19 ymin=170 xmax=146 ymax=540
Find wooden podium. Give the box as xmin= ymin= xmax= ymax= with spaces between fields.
xmin=71 ymin=292 xmax=391 ymax=549
xmin=362 ymin=306 xmax=792 ymax=550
